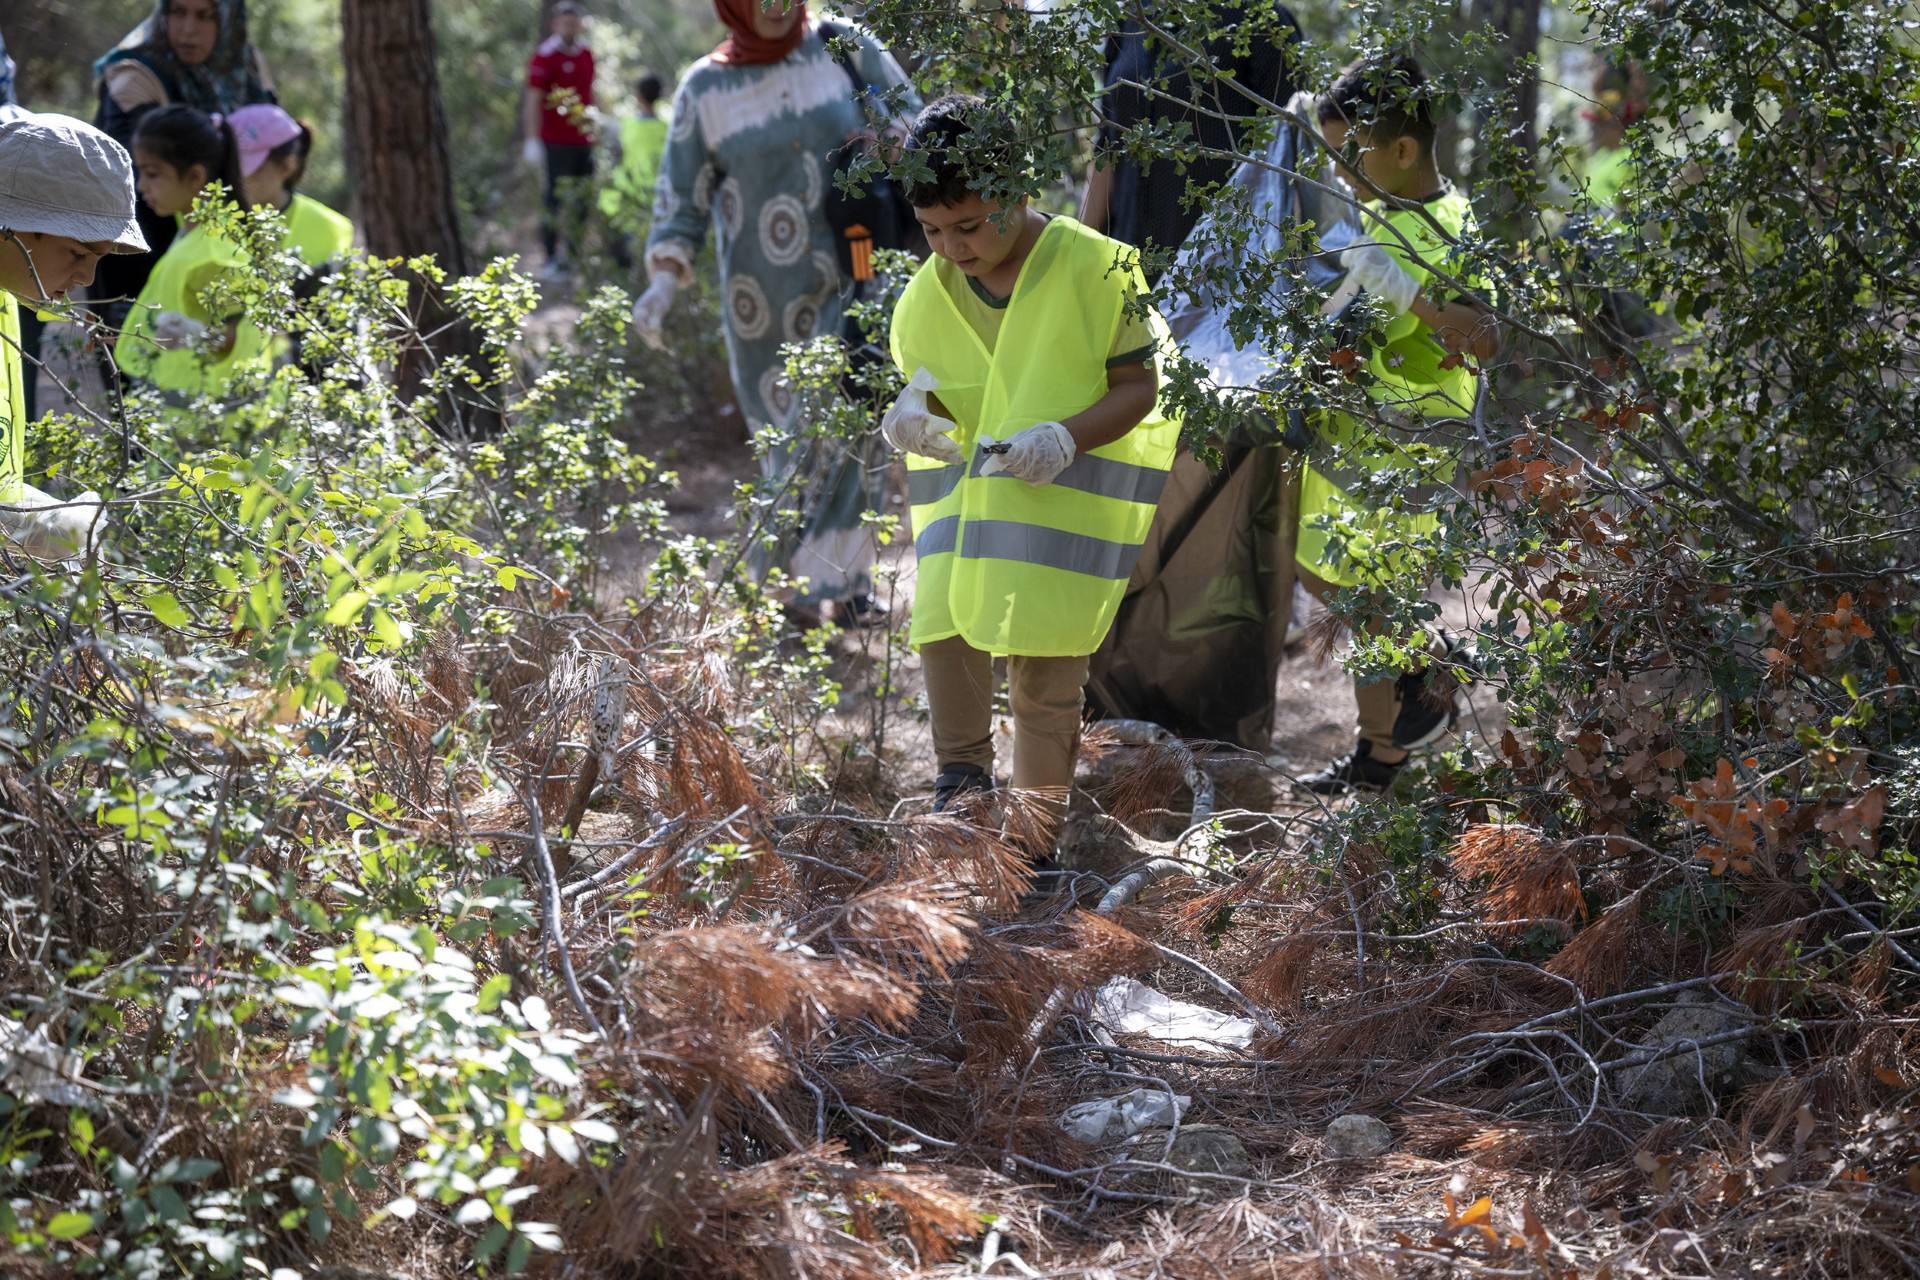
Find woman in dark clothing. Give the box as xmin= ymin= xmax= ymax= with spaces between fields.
xmin=89 ymin=0 xmax=276 ymax=327
xmin=1081 ymin=0 xmax=1303 ymax=276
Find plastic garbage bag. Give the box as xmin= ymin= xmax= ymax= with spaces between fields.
xmin=1091 ymin=976 xmax=1256 ymax=1052
xmin=1059 ymin=1086 xmax=1192 ymax=1143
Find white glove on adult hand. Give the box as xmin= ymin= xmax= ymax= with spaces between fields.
xmin=880 ymin=368 xmax=963 ymax=464
xmin=980 ymin=421 xmax=1076 ymax=485
xmin=150 ymin=311 xmax=208 ymax=350
xmin=521 ymin=137 xmax=545 ymax=167
xmin=630 ymin=270 xmax=678 ymax=351
xmin=1340 ymin=239 xmax=1422 ymax=317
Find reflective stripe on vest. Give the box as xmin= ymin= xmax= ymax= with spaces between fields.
xmin=890 ymin=216 xmax=1181 ymax=657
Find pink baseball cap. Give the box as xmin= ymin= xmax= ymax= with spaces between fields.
xmin=227 ymin=104 xmax=304 ymax=176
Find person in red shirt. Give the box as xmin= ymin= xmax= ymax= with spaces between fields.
xmin=521 ymin=0 xmax=595 ymax=279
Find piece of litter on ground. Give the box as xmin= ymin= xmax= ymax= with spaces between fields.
xmin=0 ymin=1016 xmax=94 ymax=1107
xmin=1090 ymin=977 xmax=1256 ymax=1051
xmin=1058 ymin=1086 xmax=1191 ymax=1143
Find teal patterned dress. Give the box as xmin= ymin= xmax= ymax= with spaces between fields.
xmin=646 ymin=23 xmax=917 ymax=605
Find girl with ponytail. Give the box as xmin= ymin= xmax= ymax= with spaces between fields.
xmin=114 ymin=104 xmax=272 ymax=395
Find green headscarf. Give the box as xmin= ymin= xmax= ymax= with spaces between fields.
xmin=94 ymin=0 xmax=271 ymax=114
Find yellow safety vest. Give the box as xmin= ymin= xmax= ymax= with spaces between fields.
xmin=890 ymin=216 xmax=1180 ymax=657
xmin=115 ymin=221 xmax=273 ymax=397
xmin=1 ymin=292 xmax=22 ymax=503
xmin=283 ymin=192 xmax=354 ymax=269
xmin=598 ymin=113 xmax=669 ymax=222
xmin=1298 ymin=191 xmax=1479 ymax=588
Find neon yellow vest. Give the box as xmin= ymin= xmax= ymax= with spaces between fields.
xmin=1 ymin=292 xmax=22 ymax=503
xmin=1298 ymin=191 xmax=1478 ymax=588
xmin=890 ymin=216 xmax=1180 ymax=657
xmin=283 ymin=192 xmax=354 ymax=268
xmin=115 ymin=221 xmax=273 ymax=396
xmin=598 ymin=113 xmax=669 ymax=220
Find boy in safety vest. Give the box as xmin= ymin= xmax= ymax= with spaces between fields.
xmin=0 ymin=112 xmax=145 ymax=561
xmin=883 ymin=94 xmax=1180 ymax=884
xmin=1295 ymin=55 xmax=1497 ymax=794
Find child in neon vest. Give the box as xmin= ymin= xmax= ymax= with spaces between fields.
xmin=1294 ymin=55 xmax=1498 ymax=794
xmin=0 ymin=112 xmax=145 ymax=560
xmin=114 ymin=106 xmax=273 ymax=398
xmin=230 ymin=104 xmax=354 ymax=269
xmin=883 ymin=94 xmax=1180 ymax=888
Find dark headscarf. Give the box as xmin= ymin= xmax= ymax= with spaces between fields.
xmin=710 ymin=0 xmax=810 ymax=67
xmin=94 ymin=0 xmax=271 ymax=114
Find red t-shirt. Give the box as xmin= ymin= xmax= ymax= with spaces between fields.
xmin=527 ymin=36 xmax=596 ymax=147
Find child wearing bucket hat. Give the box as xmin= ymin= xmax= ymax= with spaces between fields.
xmin=229 ymin=103 xmax=353 ymax=269
xmin=0 ymin=111 xmax=146 ymax=561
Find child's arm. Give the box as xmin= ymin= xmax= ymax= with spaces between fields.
xmin=1060 ymin=358 xmax=1156 ymax=453
xmin=1412 ymin=292 xmax=1498 ymax=361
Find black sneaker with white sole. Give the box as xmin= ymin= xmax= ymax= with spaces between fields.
xmin=1296 ymin=740 xmax=1405 ymax=795
xmin=1390 ymin=632 xmax=1477 ymax=751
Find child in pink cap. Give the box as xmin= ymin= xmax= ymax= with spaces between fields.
xmin=227 ymin=102 xmax=352 ymax=268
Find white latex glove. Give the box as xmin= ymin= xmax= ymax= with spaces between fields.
xmin=1339 ymin=239 xmax=1422 ymax=317
xmin=521 ymin=136 xmax=545 ymax=167
xmin=630 ymin=270 xmax=678 ymax=352
xmin=980 ymin=421 xmax=1076 ymax=486
xmin=150 ymin=311 xmax=208 ymax=351
xmin=879 ymin=368 xmax=963 ymax=464
xmin=0 ymin=485 xmax=103 ymax=564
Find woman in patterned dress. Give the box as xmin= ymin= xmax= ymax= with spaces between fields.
xmin=631 ymin=0 xmax=915 ymax=626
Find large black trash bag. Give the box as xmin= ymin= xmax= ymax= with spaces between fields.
xmin=1086 ymin=117 xmax=1363 ymax=750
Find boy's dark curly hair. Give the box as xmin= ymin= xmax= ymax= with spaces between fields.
xmin=1315 ymin=53 xmax=1436 ymax=150
xmin=901 ymin=93 xmax=994 ymax=209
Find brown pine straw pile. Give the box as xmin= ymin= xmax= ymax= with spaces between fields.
xmin=7 ymin=598 xmax=1917 ymax=1279
xmin=452 ymin=614 xmax=1920 ymax=1280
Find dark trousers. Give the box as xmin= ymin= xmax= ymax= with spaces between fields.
xmin=541 ymin=143 xmax=595 ymax=263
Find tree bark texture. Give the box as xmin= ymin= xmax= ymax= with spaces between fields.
xmin=341 ymin=0 xmax=500 ymax=434
xmin=1483 ymin=0 xmax=1543 ymax=160
xmin=340 ymin=0 xmax=470 ymax=274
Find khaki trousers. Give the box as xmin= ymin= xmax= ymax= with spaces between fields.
xmin=1295 ymin=563 xmax=1444 ymax=766
xmin=921 ymin=634 xmax=1089 ymax=837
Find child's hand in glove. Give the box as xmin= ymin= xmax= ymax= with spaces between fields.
xmin=1338 ymin=239 xmax=1422 ymax=317
xmin=980 ymin=421 xmax=1076 ymax=485
xmin=150 ymin=311 xmax=209 ymax=350
xmin=880 ymin=368 xmax=964 ymax=464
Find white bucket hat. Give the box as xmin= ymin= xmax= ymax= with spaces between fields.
xmin=0 ymin=112 xmax=147 ymax=253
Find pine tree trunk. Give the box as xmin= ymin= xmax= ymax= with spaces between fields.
xmin=340 ymin=0 xmax=498 ymax=433
xmin=1485 ymin=0 xmax=1542 ymax=159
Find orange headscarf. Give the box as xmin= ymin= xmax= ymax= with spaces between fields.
xmin=711 ymin=0 xmax=809 ymax=66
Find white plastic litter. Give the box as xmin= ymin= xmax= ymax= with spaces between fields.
xmin=1058 ymin=1086 xmax=1191 ymax=1144
xmin=1090 ymin=977 xmax=1257 ymax=1052
xmin=0 ymin=1017 xmax=94 ymax=1106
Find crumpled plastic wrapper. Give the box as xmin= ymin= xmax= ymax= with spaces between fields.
xmin=1 ymin=1016 xmax=95 ymax=1107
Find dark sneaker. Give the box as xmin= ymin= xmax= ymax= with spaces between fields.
xmin=1296 ymin=740 xmax=1404 ymax=795
xmin=1390 ymin=632 xmax=1476 ymax=751
xmin=931 ymin=762 xmax=994 ymax=813
xmin=831 ymin=593 xmax=891 ymax=630
xmin=1390 ymin=666 xmax=1456 ymax=750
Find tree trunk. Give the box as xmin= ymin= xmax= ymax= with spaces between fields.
xmin=340 ymin=0 xmax=498 ymax=434
xmin=1484 ymin=0 xmax=1543 ymax=160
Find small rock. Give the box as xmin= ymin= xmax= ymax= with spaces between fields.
xmin=1131 ymin=1124 xmax=1255 ymax=1181
xmin=1323 ymin=1113 xmax=1394 ymax=1158
xmin=1059 ymin=1087 xmax=1190 ymax=1144
xmin=1618 ymin=994 xmax=1758 ymax=1115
